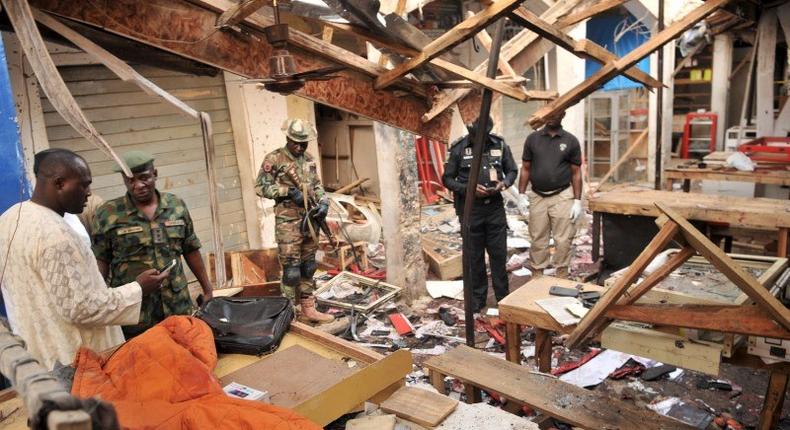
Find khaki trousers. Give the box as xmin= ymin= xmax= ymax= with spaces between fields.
xmin=527 ymin=187 xmax=576 ymax=270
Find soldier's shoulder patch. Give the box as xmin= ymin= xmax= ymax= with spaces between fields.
xmin=262 ymin=161 xmax=273 ymax=173
xmin=164 ymin=219 xmax=186 ymax=227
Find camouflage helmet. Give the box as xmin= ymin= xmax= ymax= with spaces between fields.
xmin=282 ymin=118 xmax=317 ymax=142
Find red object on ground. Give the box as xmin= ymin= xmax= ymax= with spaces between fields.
xmin=475 ymin=317 xmax=506 ymax=345
xmin=551 ymin=348 xmax=602 ymax=376
xmin=388 ymin=312 xmax=414 ymax=335
xmin=71 ymin=316 xmax=320 ymax=430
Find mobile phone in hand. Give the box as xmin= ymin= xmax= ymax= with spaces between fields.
xmin=160 ymin=258 xmax=177 ymax=273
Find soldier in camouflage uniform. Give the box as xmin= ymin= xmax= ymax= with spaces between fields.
xmin=255 ymin=119 xmax=334 ymax=324
xmin=92 ymin=151 xmax=214 ymax=338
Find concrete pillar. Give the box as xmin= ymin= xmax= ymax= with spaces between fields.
xmin=647 ymin=43 xmax=675 ymax=183
xmin=224 ymin=73 xmax=318 ymax=249
xmin=373 ymin=124 xmax=426 ymax=301
xmin=711 ymin=33 xmax=733 ymax=150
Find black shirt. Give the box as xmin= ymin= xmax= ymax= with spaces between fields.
xmin=442 ymin=133 xmax=519 ymax=214
xmin=522 ymin=127 xmax=582 ymax=194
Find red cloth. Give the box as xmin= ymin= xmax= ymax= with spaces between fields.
xmin=72 ymin=316 xmax=321 ymax=430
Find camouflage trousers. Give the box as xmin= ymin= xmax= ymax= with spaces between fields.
xmin=275 ymin=217 xmax=318 ymax=300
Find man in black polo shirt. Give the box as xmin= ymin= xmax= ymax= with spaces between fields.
xmin=442 ymin=117 xmax=519 ymax=313
xmin=518 ymin=111 xmax=583 ymax=279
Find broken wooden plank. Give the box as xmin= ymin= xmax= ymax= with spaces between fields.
xmin=424 ymin=345 xmax=695 ymax=429
xmin=508 ymin=7 xmax=661 ymax=89
xmin=421 ymin=0 xmax=586 ymax=123
xmin=555 ymin=0 xmax=628 ymax=28
xmin=4 ymin=0 xmax=130 ymax=176
xmin=619 ymin=246 xmax=696 ymax=305
xmin=374 ymin=0 xmax=524 ymax=89
xmin=530 ymin=0 xmax=731 ymax=127
xmin=31 ymin=0 xmax=452 ymax=141
xmin=606 ymin=304 xmax=790 ymax=339
xmin=602 ymin=322 xmax=721 ymax=375
xmin=566 ymin=220 xmax=681 ymax=348
xmin=657 ymin=202 xmax=790 ymax=332
xmin=216 ymin=0 xmax=268 ymax=28
xmin=469 ymin=10 xmax=517 ymax=78
xmin=296 ymin=349 xmax=411 ymax=427
xmin=32 ymin=9 xmax=199 ymax=120
xmin=379 ymin=386 xmax=458 ymax=428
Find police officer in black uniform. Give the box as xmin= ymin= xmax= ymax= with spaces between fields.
xmin=442 ymin=117 xmax=519 ymax=313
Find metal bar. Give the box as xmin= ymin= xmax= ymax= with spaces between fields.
xmin=462 ymin=18 xmax=506 ymax=347
xmin=200 ymin=112 xmax=226 ymax=287
xmin=654 ymin=0 xmax=664 ymax=190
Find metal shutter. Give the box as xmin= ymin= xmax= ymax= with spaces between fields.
xmin=44 ymin=64 xmax=249 ymax=256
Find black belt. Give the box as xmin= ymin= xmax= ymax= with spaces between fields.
xmin=532 ymin=184 xmax=569 ymax=198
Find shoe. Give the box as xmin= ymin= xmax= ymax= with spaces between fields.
xmin=298 ymin=296 xmax=335 ymax=324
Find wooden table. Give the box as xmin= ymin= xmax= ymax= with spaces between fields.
xmin=664 ymin=164 xmax=790 ymax=192
xmin=497 ymin=276 xmax=604 ymax=372
xmin=589 ymin=187 xmax=790 ymax=258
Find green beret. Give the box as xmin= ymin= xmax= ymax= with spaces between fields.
xmin=113 ymin=150 xmax=154 ymax=173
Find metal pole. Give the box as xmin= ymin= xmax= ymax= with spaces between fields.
xmin=654 ymin=0 xmax=665 ymax=190
xmin=200 ymin=112 xmax=226 ymax=288
xmin=463 ymin=19 xmax=507 ymax=347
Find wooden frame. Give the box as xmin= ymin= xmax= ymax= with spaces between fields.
xmin=567 ymin=203 xmax=790 ymax=348
xmin=314 ymin=271 xmax=402 ymax=313
xmin=374 ymin=0 xmax=524 ymax=89
xmin=529 ymin=0 xmax=731 ymax=127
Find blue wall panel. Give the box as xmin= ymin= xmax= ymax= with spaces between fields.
xmin=585 ymin=12 xmax=652 ymax=91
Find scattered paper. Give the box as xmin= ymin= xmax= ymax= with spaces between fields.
xmin=410 ymin=345 xmax=447 ymax=355
xmin=560 ymin=350 xmax=653 ymax=388
xmin=485 ymin=308 xmax=499 ymax=317
xmin=648 ymin=398 xmax=714 ymax=428
xmin=507 ymin=237 xmax=531 ymax=249
xmin=536 ymin=297 xmax=584 ymax=327
xmin=521 ymin=345 xmax=536 ymax=359
xmin=426 ymin=281 xmax=464 ymax=300
xmin=513 ymin=267 xmax=533 ymax=277
xmin=565 ymin=302 xmax=589 ymax=319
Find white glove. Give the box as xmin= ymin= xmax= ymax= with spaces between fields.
xmin=569 ymin=199 xmax=583 ymax=222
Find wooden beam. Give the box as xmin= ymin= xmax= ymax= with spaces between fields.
xmin=555 ymin=0 xmax=627 ymax=28
xmin=32 ymin=9 xmax=199 ymax=119
xmin=756 ymin=9 xmax=777 ymax=137
xmin=509 ymin=7 xmax=661 ymax=89
xmin=602 ymin=323 xmax=721 ymax=375
xmin=591 ymin=129 xmax=647 ymax=193
xmin=658 ymin=202 xmax=790 ymax=332
xmin=420 ymin=0 xmax=584 ymax=123
xmin=216 ymin=0 xmax=268 ymax=28
xmin=469 ymin=11 xmax=517 ymax=78
xmin=530 ymin=0 xmax=731 ymax=127
xmin=606 ymin=304 xmax=790 ymax=339
xmin=295 ymin=349 xmax=412 ymax=427
xmin=429 ymin=58 xmax=531 ymax=102
xmin=566 ymin=220 xmax=681 ymax=348
xmin=30 ymin=0 xmax=452 ymax=141
xmin=773 ymin=3 xmax=790 ymax=136
xmin=374 ymin=0 xmax=523 ymax=89
xmin=619 ymin=246 xmax=696 ymax=305
xmin=3 ymin=0 xmax=132 ymax=177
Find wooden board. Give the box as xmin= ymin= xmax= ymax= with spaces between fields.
xmin=219 ymin=344 xmax=356 ymax=409
xmin=425 ymin=345 xmax=695 ymax=430
xmin=588 ymin=187 xmax=790 ymax=229
xmin=664 ymin=166 xmax=790 ymax=186
xmin=345 ymin=415 xmax=396 ymax=430
xmin=422 ymin=236 xmax=462 ymax=280
xmin=498 ymin=277 xmax=605 ymax=334
xmin=602 ymin=322 xmax=722 ymax=375
xmin=379 ymin=386 xmax=458 ymax=428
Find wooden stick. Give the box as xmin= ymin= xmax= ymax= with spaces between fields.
xmin=335 ymin=178 xmax=371 ymax=194
xmin=605 ymin=304 xmax=790 ymax=339
xmin=555 ymin=0 xmax=628 ymax=28
xmin=566 ymin=220 xmax=681 ymax=348
xmin=590 ymin=129 xmax=648 ymax=194
xmin=374 ymin=0 xmax=524 ymax=89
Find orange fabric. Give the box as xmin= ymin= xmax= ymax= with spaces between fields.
xmin=72 ymin=316 xmax=321 ymax=430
